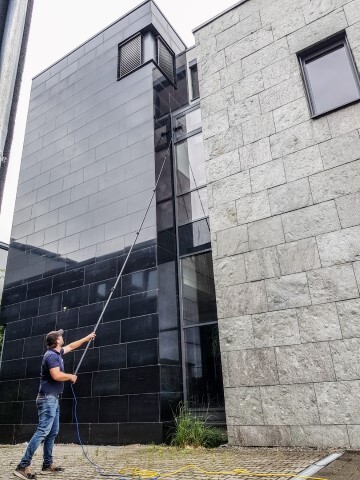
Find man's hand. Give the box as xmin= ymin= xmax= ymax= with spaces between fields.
xmin=69 ymin=374 xmax=77 ymax=384
xmin=63 ymin=332 xmax=96 ymax=354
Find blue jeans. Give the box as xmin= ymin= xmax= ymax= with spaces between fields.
xmin=18 ymin=395 xmax=60 ymax=468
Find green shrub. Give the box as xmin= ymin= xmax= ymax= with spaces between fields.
xmin=170 ymin=403 xmax=226 ymax=448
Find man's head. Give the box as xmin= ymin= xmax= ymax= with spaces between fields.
xmin=45 ymin=329 xmax=64 ymax=349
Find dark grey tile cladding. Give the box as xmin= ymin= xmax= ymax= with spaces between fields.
xmin=0 ymin=1 xmax=191 ymax=445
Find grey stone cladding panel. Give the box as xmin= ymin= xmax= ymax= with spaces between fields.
xmin=290 ymin=426 xmax=350 ymax=448
xmin=212 ymin=171 xmax=251 ymax=205
xmin=244 ymin=246 xmax=280 ymax=282
xmin=268 ymin=178 xmax=313 ymax=216
xmin=218 ymin=315 xmax=254 ymax=352
xmin=317 ymin=225 xmax=360 ymax=266
xmin=282 ymin=145 xmax=324 ymax=183
xmin=330 ymin=338 xmax=360 ymax=380
xmin=236 ymin=191 xmax=271 ymax=225
xmin=270 ymin=118 xmax=331 ymax=160
xmin=310 ymin=160 xmax=360 ymax=204
xmin=250 ymin=159 xmax=286 ymax=193
xmin=248 ymin=216 xmax=285 ymax=250
xmin=307 ymin=264 xmax=359 ymax=304
xmin=319 ymin=130 xmax=360 ymax=170
xmin=261 ymin=384 xmax=320 ymax=425
xmin=282 ymin=201 xmax=340 ymax=242
xmin=276 ymin=342 xmax=336 ymax=384
xmin=227 ymin=348 xmax=279 ymax=387
xmin=252 ymin=310 xmax=301 ymax=348
xmin=231 ymin=426 xmax=292 ymax=447
xmin=209 ymin=201 xmax=237 ymax=232
xmin=336 ymin=192 xmax=360 ymax=228
xmin=214 ymin=225 xmax=249 ymax=259
xmin=213 ymin=255 xmax=247 ymax=287
xmin=315 ymin=381 xmax=360 ymax=424
xmin=297 ymin=303 xmax=342 ymax=343
xmin=348 ymin=425 xmax=360 ymax=449
xmin=337 ymin=298 xmax=360 ymax=338
xmin=216 ymin=281 xmax=268 ymax=318
xmin=224 ymin=387 xmax=264 ymax=426
xmin=278 ymin=237 xmax=321 ymax=276
xmin=266 ymin=273 xmax=311 ymax=311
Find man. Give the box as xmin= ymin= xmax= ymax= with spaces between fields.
xmin=14 ymin=329 xmax=96 ymax=480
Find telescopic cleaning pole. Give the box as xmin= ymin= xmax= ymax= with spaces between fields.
xmin=74 ymin=132 xmax=173 ymax=375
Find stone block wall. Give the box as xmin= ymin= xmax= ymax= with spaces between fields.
xmin=194 ymin=0 xmax=360 ymax=448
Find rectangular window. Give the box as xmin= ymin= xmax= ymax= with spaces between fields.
xmin=174 ymin=108 xmax=202 ymax=140
xmin=118 ymin=34 xmax=142 ymax=79
xmin=178 ymin=219 xmax=211 ymax=257
xmin=190 ymin=63 xmax=200 ymax=100
xmin=184 ymin=323 xmax=224 ymax=408
xmin=299 ymin=33 xmax=360 ymax=117
xmin=180 ymin=253 xmax=217 ymax=327
xmin=176 ymin=133 xmax=206 ymax=195
xmin=177 ymin=188 xmax=209 ymax=226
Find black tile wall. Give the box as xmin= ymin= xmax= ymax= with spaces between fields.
xmin=99 ymin=396 xmax=128 ymax=423
xmin=99 ymin=344 xmax=126 ymax=371
xmin=0 ymin=22 xmax=192 ymax=445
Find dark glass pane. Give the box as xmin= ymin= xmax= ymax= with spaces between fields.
xmin=174 ymin=108 xmax=201 ymax=140
xmin=305 ymin=44 xmax=360 ymax=115
xmin=178 ymin=188 xmax=208 ymax=226
xmin=157 ymin=200 xmax=174 ymax=231
xmin=176 ymin=133 xmax=206 ymax=194
xmin=184 ymin=323 xmax=224 ymax=408
xmin=191 ymin=64 xmax=200 ymax=99
xmin=178 ymin=218 xmax=211 ymax=257
xmin=181 ymin=252 xmax=217 ymax=326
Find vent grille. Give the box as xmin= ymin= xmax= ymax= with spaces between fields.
xmin=118 ymin=34 xmax=142 ymax=78
xmin=157 ymin=38 xmax=175 ymax=83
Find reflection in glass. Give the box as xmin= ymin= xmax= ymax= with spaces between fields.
xmin=176 ymin=133 xmax=206 ymax=194
xmin=305 ymin=44 xmax=360 ymax=115
xmin=157 ymin=200 xmax=174 ymax=231
xmin=178 ymin=219 xmax=211 ymax=257
xmin=178 ymin=188 xmax=208 ymax=226
xmin=175 ymin=108 xmax=201 ymax=140
xmin=181 ymin=253 xmax=217 ymax=326
xmin=184 ymin=323 xmax=224 ymax=407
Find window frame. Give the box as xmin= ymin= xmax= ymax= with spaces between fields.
xmin=189 ymin=62 xmax=200 ymax=101
xmin=298 ymin=32 xmax=360 ymax=118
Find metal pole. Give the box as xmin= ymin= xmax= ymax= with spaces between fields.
xmin=74 ymin=133 xmax=173 ymax=375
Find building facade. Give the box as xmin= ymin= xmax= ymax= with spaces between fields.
xmin=1 ymin=0 xmax=360 ymax=448
xmin=194 ymin=0 xmax=360 ymax=448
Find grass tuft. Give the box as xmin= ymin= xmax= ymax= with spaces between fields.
xmin=170 ymin=403 xmax=226 ymax=449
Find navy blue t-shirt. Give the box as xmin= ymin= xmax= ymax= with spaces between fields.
xmin=39 ymin=348 xmax=65 ymax=394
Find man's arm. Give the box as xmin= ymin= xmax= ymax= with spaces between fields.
xmin=63 ymin=332 xmax=96 ymax=354
xmin=50 ymin=367 xmax=77 ymax=383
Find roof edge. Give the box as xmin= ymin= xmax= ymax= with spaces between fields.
xmin=192 ymin=0 xmax=249 ymax=34
xmin=33 ymin=0 xmax=186 ymax=81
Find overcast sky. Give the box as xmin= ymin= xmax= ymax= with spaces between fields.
xmin=0 ymin=0 xmax=237 ymax=243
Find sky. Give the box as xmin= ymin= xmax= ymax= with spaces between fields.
xmin=0 ymin=0 xmax=238 ymax=243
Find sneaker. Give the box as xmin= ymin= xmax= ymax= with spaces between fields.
xmin=14 ymin=466 xmax=36 ymax=479
xmin=40 ymin=465 xmax=64 ymax=475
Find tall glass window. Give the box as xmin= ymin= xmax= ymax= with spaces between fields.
xmin=173 ymin=106 xmax=224 ymax=409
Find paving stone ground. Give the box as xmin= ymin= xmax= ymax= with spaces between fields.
xmin=0 ymin=443 xmax=346 ymax=480
xmin=317 ymin=452 xmax=360 ymax=480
